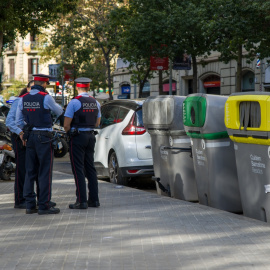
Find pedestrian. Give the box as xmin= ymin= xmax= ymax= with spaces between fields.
xmin=16 ymin=74 xmax=63 ymax=215
xmin=64 ymin=77 xmax=101 ymax=209
xmin=6 ymin=80 xmax=56 ymax=209
xmin=6 ymin=80 xmax=34 ymax=208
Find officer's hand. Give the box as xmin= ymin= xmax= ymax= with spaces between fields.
xmin=19 ymin=133 xmax=26 ymax=146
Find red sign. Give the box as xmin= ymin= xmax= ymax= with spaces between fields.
xmin=64 ymin=65 xmax=75 ymax=81
xmin=163 ymin=83 xmax=176 ymax=92
xmin=203 ymin=81 xmax=220 ymax=88
xmin=150 ymin=56 xmax=169 ymax=71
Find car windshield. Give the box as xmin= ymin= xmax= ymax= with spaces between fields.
xmin=136 ymin=109 xmax=144 ymax=127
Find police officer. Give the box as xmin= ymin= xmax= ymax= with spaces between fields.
xmin=16 ymin=74 xmax=63 ymax=215
xmin=64 ymin=77 xmax=101 ymax=209
xmin=6 ymin=81 xmax=34 ymax=209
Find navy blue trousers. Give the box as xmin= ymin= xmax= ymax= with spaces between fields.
xmin=23 ymin=133 xmax=53 ymax=210
xmin=12 ymin=135 xmax=40 ymax=206
xmin=69 ymin=132 xmax=99 ymax=203
xmin=11 ymin=135 xmax=26 ymax=205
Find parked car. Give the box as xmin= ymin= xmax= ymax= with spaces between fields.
xmin=94 ymin=99 xmax=154 ymax=185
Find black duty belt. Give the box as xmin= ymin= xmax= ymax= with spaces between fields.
xmin=31 ymin=130 xmax=53 ymax=138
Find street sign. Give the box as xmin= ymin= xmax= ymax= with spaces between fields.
xmin=173 ymin=54 xmax=191 ymax=70
xmin=150 ymin=56 xmax=169 ymax=70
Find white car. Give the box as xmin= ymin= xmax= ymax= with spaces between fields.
xmin=94 ymin=99 xmax=154 ymax=185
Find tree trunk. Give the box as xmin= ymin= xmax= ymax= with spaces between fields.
xmin=0 ymin=31 xmax=3 ymax=56
xmin=159 ymin=70 xmax=163 ymax=95
xmin=106 ymin=56 xmax=113 ymax=100
xmin=138 ymin=67 xmax=151 ymax=98
xmin=236 ymin=45 xmax=242 ymax=92
xmin=192 ymin=55 xmax=198 ymax=93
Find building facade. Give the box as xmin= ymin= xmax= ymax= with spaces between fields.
xmin=2 ymin=33 xmax=55 ymax=86
xmin=113 ymin=52 xmax=269 ymax=99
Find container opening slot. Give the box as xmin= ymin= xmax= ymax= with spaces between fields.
xmin=239 ymin=101 xmax=260 ymax=130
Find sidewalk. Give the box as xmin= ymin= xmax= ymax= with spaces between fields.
xmin=1 ymin=171 xmax=270 ymax=270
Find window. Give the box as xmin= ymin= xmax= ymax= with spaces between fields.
xmin=100 ymin=106 xmax=119 ymax=128
xmin=116 ymin=107 xmax=129 ymax=123
xmin=28 ymin=58 xmax=39 ymax=79
xmin=135 ymin=109 xmax=144 ymax=127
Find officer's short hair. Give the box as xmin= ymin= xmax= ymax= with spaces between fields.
xmin=77 ymin=86 xmax=88 ymax=91
xmin=34 ymin=80 xmax=46 ymax=86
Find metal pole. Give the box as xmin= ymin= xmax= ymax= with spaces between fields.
xmin=260 ymin=59 xmax=263 ymax=91
xmin=169 ymin=59 xmax=172 ymax=95
xmin=61 ymin=46 xmax=64 ymax=106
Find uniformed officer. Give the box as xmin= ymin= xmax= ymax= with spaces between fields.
xmin=16 ymin=74 xmax=63 ymax=215
xmin=6 ymin=80 xmax=34 ymax=209
xmin=64 ymin=77 xmax=101 ymax=209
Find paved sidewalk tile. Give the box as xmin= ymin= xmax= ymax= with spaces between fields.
xmin=1 ymin=172 xmax=270 ymax=269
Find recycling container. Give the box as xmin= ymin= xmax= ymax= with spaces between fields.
xmin=225 ymin=92 xmax=270 ymax=222
xmin=143 ymin=95 xmax=198 ymax=201
xmin=183 ymin=94 xmax=242 ymax=213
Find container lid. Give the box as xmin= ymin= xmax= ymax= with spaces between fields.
xmin=183 ymin=94 xmax=229 ymax=138
xmin=143 ymin=95 xmax=186 ymax=131
xmin=183 ymin=94 xmax=206 ymax=128
xmin=225 ymin=93 xmax=270 ymax=144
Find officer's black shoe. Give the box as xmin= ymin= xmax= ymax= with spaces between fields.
xmin=38 ymin=207 xmax=60 ymax=215
xmin=69 ymin=202 xmax=88 ymax=209
xmin=14 ymin=203 xmax=26 ymax=209
xmin=37 ymin=201 xmax=57 ymax=207
xmin=49 ymin=201 xmax=56 ymax=207
xmin=26 ymin=208 xmax=38 ymax=214
xmin=88 ymin=200 xmax=100 ymax=208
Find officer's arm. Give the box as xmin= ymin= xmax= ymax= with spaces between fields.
xmin=64 ymin=117 xmax=72 ymax=132
xmin=45 ymin=95 xmax=63 ymax=117
xmin=95 ymin=101 xmax=101 ymax=127
xmin=6 ymin=99 xmax=23 ymax=135
xmin=95 ymin=117 xmax=101 ymax=127
xmin=15 ymin=99 xmax=25 ymax=130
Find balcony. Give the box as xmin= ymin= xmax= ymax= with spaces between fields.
xmin=5 ymin=44 xmax=18 ymax=53
xmin=24 ymin=42 xmax=48 ymax=53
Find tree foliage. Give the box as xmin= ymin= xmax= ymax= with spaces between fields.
xmin=40 ymin=0 xmax=123 ymax=99
xmin=206 ymin=0 xmax=270 ymax=91
xmin=0 ymin=0 xmax=77 ymax=55
xmin=111 ymin=0 xmax=216 ymax=94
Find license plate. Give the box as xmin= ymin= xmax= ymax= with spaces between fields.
xmin=58 ymin=141 xmax=63 ymax=149
xmin=0 ymin=154 xmax=4 ymax=165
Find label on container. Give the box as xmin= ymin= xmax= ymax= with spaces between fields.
xmin=250 ymin=154 xmax=265 ymax=175
xmin=160 ymin=146 xmax=168 ymax=160
xmin=195 ymin=149 xmax=206 ymax=166
xmin=265 ymin=185 xmax=270 ymax=194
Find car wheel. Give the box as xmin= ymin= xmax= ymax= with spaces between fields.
xmin=109 ymin=152 xmax=128 ymax=186
xmin=0 ymin=167 xmax=11 ymax=180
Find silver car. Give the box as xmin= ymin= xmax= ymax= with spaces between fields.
xmin=94 ymin=99 xmax=154 ymax=185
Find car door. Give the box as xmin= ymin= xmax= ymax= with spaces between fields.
xmin=94 ymin=105 xmax=119 ymax=168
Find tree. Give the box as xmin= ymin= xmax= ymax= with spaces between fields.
xmin=208 ymin=0 xmax=270 ymax=92
xmin=40 ymin=0 xmax=123 ymax=99
xmin=0 ymin=0 xmax=77 ymax=55
xmin=111 ymin=0 xmax=216 ymax=94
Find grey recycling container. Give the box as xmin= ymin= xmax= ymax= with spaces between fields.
xmin=143 ymin=95 xmax=198 ymax=202
xmin=183 ymin=94 xmax=242 ymax=213
xmin=225 ymin=92 xmax=270 ymax=222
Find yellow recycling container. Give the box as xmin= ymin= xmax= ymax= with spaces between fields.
xmin=225 ymin=92 xmax=270 ymax=222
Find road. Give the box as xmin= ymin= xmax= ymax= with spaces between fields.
xmin=53 ymin=154 xmax=157 ymax=193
